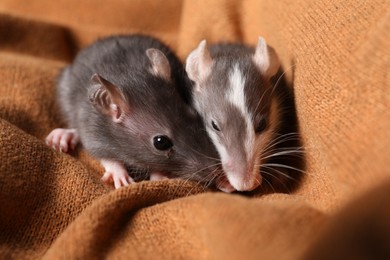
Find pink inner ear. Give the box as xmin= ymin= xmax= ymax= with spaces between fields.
xmin=186 ymin=40 xmax=213 ymax=84
xmin=253 ymin=37 xmax=280 ymax=78
xmin=110 ymin=104 xmax=123 ymax=123
xmin=146 ymin=49 xmax=171 ymax=81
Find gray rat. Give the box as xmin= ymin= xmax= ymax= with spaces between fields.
xmin=185 ymin=37 xmax=304 ymax=193
xmin=46 ymin=35 xmax=222 ymax=189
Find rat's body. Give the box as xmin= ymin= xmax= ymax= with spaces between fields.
xmin=46 ymin=35 xmax=221 ymax=188
xmin=186 ymin=38 xmax=304 ymax=192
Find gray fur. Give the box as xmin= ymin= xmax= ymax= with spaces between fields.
xmin=192 ymin=44 xmax=273 ymax=162
xmin=57 ymin=35 xmax=221 ymax=182
xmin=187 ymin=41 xmax=304 ymax=192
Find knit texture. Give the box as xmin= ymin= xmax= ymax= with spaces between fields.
xmin=0 ymin=0 xmax=389 ymax=259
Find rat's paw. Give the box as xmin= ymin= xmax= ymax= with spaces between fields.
xmin=100 ymin=159 xmax=134 ymax=189
xmin=101 ymin=170 xmax=134 ymax=189
xmin=45 ymin=128 xmax=80 ymax=153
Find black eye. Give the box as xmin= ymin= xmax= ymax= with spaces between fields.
xmin=255 ymin=117 xmax=267 ymax=133
xmin=211 ymin=120 xmax=220 ymax=131
xmin=153 ymin=135 xmax=173 ymax=150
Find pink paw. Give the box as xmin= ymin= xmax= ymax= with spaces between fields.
xmin=45 ymin=128 xmax=80 ymax=153
xmin=100 ymin=159 xmax=134 ymax=189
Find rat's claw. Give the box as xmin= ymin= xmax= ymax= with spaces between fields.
xmin=59 ymin=138 xmax=69 ymax=153
xmin=45 ymin=134 xmax=52 ymax=147
xmin=101 ymin=171 xmax=113 ymax=183
xmin=45 ymin=128 xmax=80 ymax=153
xmin=120 ymin=176 xmax=131 ymax=186
xmin=70 ymin=137 xmax=79 ymax=150
xmin=113 ymin=174 xmax=132 ymax=189
xmin=113 ymin=177 xmax=122 ymax=189
xmin=51 ymin=131 xmax=62 ymax=151
xmin=100 ymin=159 xmax=134 ymax=189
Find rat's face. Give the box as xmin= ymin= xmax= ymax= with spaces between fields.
xmin=191 ymin=62 xmax=281 ymax=192
xmin=185 ymin=38 xmax=281 ymax=192
xmin=115 ymin=83 xmax=223 ymax=185
xmin=88 ymin=48 xmax=223 ymax=188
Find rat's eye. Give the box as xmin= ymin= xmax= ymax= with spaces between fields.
xmin=255 ymin=117 xmax=267 ymax=133
xmin=211 ymin=120 xmax=221 ymax=131
xmin=153 ymin=135 xmax=173 ymax=150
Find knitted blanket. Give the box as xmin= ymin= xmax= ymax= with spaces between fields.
xmin=1 ymin=0 xmax=389 ymax=258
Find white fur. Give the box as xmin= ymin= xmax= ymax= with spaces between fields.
xmin=207 ymin=129 xmax=230 ymax=166
xmin=216 ymin=64 xmax=258 ymax=190
xmin=227 ymin=64 xmax=255 ymax=165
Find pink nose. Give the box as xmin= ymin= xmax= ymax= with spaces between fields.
xmin=215 ymin=174 xmax=262 ymax=192
xmin=230 ymin=170 xmax=262 ymax=191
xmin=234 ymin=176 xmax=261 ymax=191
xmin=222 ymin=161 xmax=261 ymax=191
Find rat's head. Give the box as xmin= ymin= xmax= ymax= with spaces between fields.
xmin=88 ymin=48 xmax=222 ymax=185
xmin=185 ymin=37 xmax=281 ymax=192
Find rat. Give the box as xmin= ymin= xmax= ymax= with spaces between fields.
xmin=46 ymin=35 xmax=223 ymax=189
xmin=185 ymin=37 xmax=304 ymax=193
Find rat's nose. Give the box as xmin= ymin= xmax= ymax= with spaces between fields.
xmin=233 ymin=176 xmax=261 ymax=191
xmin=221 ymin=157 xmax=262 ymax=191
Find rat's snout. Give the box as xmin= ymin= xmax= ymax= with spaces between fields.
xmin=220 ymin=159 xmax=262 ymax=192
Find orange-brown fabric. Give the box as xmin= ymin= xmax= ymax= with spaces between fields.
xmin=0 ymin=0 xmax=389 ymax=259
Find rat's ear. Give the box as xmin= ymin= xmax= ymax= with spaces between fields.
xmin=89 ymin=73 xmax=128 ymax=123
xmin=185 ymin=40 xmax=213 ymax=87
xmin=146 ymin=48 xmax=171 ymax=81
xmin=252 ymin=37 xmax=280 ymax=78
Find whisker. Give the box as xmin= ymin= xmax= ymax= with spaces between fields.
xmin=261 ymin=163 xmax=306 ymax=174
xmin=265 ymin=132 xmax=301 ymax=145
xmin=252 ymin=65 xmax=296 ymax=118
xmin=177 ymin=162 xmax=223 ymax=196
xmin=262 ymin=170 xmax=291 ymax=192
xmin=261 ymin=166 xmax=297 ymax=181
xmin=184 ymin=173 xmax=212 ymax=197
xmin=261 ymin=171 xmax=277 ymax=193
xmin=176 ymin=139 xmax=221 ymax=162
xmin=262 ymin=142 xmax=295 ymax=156
xmin=205 ymin=168 xmax=220 ymax=188
xmin=272 ymin=132 xmax=301 ymax=139
xmin=183 ymin=162 xmax=222 ymax=179
xmin=261 ymin=148 xmax=305 ymax=160
xmin=270 ymin=64 xmax=297 ymax=97
xmin=265 ymin=132 xmax=301 ymax=143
